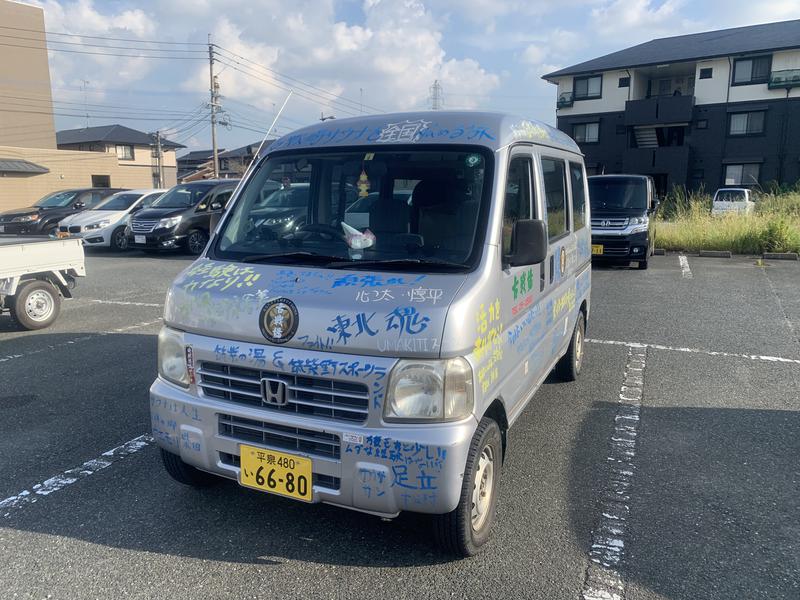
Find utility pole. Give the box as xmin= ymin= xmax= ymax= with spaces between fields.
xmin=155 ymin=130 xmax=164 ymax=188
xmin=429 ymin=79 xmax=443 ymax=110
xmin=208 ymin=34 xmax=220 ymax=179
xmin=81 ymin=80 xmax=90 ymax=128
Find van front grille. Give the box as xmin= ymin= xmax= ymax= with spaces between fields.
xmin=130 ymin=219 xmax=158 ymax=233
xmin=591 ymin=217 xmax=628 ymax=229
xmin=199 ymin=361 xmax=369 ymax=424
xmin=218 ymin=413 xmax=341 ymax=460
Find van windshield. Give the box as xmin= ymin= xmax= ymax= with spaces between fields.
xmin=589 ymin=178 xmax=648 ymax=210
xmin=151 ymin=184 xmax=215 ymax=209
xmin=214 ymin=148 xmax=492 ymax=271
xmin=35 ymin=190 xmax=80 ymax=208
xmin=715 ymin=190 xmax=747 ymax=202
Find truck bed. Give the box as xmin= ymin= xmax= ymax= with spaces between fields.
xmin=0 ymin=238 xmax=86 ymax=280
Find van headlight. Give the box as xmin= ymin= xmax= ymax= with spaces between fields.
xmin=628 ymin=216 xmax=649 ymax=232
xmin=84 ymin=219 xmax=111 ymax=230
xmin=158 ymin=216 xmax=182 ymax=229
xmin=158 ymin=326 xmax=189 ymax=388
xmin=384 ymin=358 xmax=474 ymax=422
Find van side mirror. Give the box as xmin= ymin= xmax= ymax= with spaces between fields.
xmin=505 ymin=219 xmax=548 ymax=267
xmin=210 ymin=200 xmax=222 ymax=211
xmin=73 ymin=201 xmax=85 ymax=209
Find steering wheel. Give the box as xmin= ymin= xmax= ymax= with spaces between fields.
xmin=294 ymin=223 xmax=346 ymax=242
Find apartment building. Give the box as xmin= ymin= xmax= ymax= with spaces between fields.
xmin=543 ymin=20 xmax=800 ymax=195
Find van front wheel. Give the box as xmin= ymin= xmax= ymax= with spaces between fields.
xmin=555 ymin=312 xmax=585 ymax=381
xmin=160 ymin=448 xmax=219 ymax=487
xmin=433 ymin=417 xmax=502 ymax=557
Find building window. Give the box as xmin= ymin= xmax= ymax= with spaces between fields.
xmin=541 ymin=158 xmax=568 ymax=240
xmin=729 ymin=111 xmax=765 ymax=135
xmin=569 ymin=162 xmax=587 ymax=231
xmin=502 ymin=156 xmax=533 ymax=255
xmin=618 ymin=76 xmax=630 ymax=88
xmin=696 ymin=119 xmax=708 ymax=129
xmin=733 ymin=56 xmax=771 ymax=85
xmin=724 ymin=163 xmax=760 ymax=186
xmin=91 ymin=174 xmax=110 ymax=187
xmin=115 ymin=144 xmax=134 ymax=160
xmin=699 ymin=67 xmax=713 ymax=79
xmin=573 ymin=122 xmax=599 ymax=143
xmin=573 ymin=75 xmax=602 ymax=100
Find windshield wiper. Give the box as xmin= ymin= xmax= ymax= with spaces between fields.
xmin=326 ymin=258 xmax=467 ymax=271
xmin=240 ymin=251 xmax=346 ymax=265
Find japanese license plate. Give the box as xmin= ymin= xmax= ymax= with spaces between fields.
xmin=591 ymin=244 xmax=604 ymax=255
xmin=134 ymin=235 xmax=145 ymax=244
xmin=0 ymin=225 xmax=4 ymax=233
xmin=239 ymin=444 xmax=313 ymax=502
xmin=56 ymin=231 xmax=70 ymax=239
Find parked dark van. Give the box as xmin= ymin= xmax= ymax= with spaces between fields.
xmin=0 ymin=188 xmax=126 ymax=236
xmin=128 ymin=180 xmax=238 ymax=255
xmin=588 ymin=174 xmax=658 ymax=269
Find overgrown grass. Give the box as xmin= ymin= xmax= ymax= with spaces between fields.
xmin=655 ymin=187 xmax=800 ymax=254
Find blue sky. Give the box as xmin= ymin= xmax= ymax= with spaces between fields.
xmin=24 ymin=0 xmax=800 ymax=154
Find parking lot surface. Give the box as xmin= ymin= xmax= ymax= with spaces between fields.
xmin=1 ymin=251 xmax=798 ymax=599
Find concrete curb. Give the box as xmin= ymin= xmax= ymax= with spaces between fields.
xmin=762 ymin=252 xmax=799 ymax=261
xmin=653 ymin=248 xmax=666 ymax=255
xmin=698 ymin=250 xmax=732 ymax=258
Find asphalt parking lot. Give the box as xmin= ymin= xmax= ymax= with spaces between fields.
xmin=1 ymin=251 xmax=798 ymax=600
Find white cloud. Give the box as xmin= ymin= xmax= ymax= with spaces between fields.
xmin=590 ymin=0 xmax=697 ymax=39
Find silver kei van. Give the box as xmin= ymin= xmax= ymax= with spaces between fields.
xmin=151 ymin=111 xmax=592 ymax=556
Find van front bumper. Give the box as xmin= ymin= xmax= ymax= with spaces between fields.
xmin=150 ymin=377 xmax=476 ymax=517
xmin=128 ymin=229 xmax=185 ymax=250
xmin=591 ymin=230 xmax=650 ymax=261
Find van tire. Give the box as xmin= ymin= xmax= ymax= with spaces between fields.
xmin=160 ymin=448 xmax=219 ymax=487
xmin=555 ymin=312 xmax=585 ymax=381
xmin=110 ymin=226 xmax=129 ymax=251
xmin=433 ymin=417 xmax=502 ymax=557
xmin=185 ymin=229 xmax=208 ymax=255
xmin=10 ymin=279 xmax=61 ymax=330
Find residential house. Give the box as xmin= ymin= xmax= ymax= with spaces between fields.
xmin=177 ymin=149 xmax=221 ymax=181
xmin=542 ymin=20 xmax=800 ymax=195
xmin=57 ymin=124 xmax=184 ymax=189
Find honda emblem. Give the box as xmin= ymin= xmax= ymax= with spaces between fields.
xmin=260 ymin=378 xmax=288 ymax=406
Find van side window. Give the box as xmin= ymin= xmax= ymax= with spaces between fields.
xmin=502 ymin=156 xmax=533 ymax=255
xmin=214 ymin=191 xmax=233 ymax=208
xmin=569 ymin=162 xmax=587 ymax=230
xmin=541 ymin=158 xmax=568 ymax=240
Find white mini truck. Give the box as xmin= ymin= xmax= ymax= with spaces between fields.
xmin=0 ymin=238 xmax=86 ymax=329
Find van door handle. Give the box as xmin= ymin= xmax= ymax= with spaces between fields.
xmin=540 ymin=261 xmax=545 ymax=291
xmin=549 ymin=255 xmax=555 ymax=284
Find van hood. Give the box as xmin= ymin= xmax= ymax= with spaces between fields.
xmin=590 ymin=207 xmax=648 ymax=218
xmin=165 ymin=258 xmax=467 ymax=358
xmin=134 ymin=207 xmax=187 ymax=220
xmin=61 ymin=209 xmax=127 ymax=228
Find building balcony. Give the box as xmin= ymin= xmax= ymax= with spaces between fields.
xmin=623 ymin=146 xmax=690 ymax=174
xmin=624 ymin=95 xmax=694 ymax=126
xmin=557 ymin=91 xmax=574 ymax=108
xmin=768 ymin=69 xmax=800 ymax=90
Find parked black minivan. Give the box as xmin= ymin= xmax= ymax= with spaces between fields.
xmin=128 ymin=180 xmax=238 ymax=255
xmin=588 ymin=174 xmax=658 ymax=270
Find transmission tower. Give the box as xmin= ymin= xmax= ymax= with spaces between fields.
xmin=429 ymin=80 xmax=444 ymax=110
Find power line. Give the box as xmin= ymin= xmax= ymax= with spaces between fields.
xmin=0 ymin=106 xmax=208 ymax=123
xmin=214 ymin=58 xmax=361 ymax=118
xmin=0 ymin=41 xmax=205 ymax=59
xmin=0 ymin=32 xmax=206 ymax=52
xmin=0 ymin=24 xmax=206 ymax=45
xmin=0 ymin=94 xmax=208 ymax=118
xmin=213 ymin=44 xmax=383 ymax=113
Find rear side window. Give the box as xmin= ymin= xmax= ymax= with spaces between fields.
xmin=214 ymin=190 xmax=233 ymax=207
xmin=569 ymin=162 xmax=587 ymax=230
xmin=502 ymin=156 xmax=533 ymax=255
xmin=541 ymin=158 xmax=568 ymax=240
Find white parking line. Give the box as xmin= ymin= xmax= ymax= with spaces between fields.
xmin=582 ymin=345 xmax=646 ymax=600
xmin=679 ymin=254 xmax=693 ymax=279
xmin=0 ymin=319 xmax=162 ymax=363
xmin=0 ymin=434 xmax=153 ymax=517
xmin=88 ymin=299 xmax=164 ymax=308
xmin=586 ymin=338 xmax=800 ymax=366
